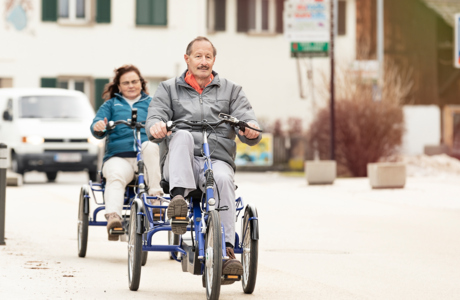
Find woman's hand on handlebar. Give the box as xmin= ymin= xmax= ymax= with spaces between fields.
xmin=94 ymin=117 xmax=108 ymax=132
xmin=240 ymin=122 xmax=260 ymax=139
xmin=150 ymin=121 xmax=171 ymax=139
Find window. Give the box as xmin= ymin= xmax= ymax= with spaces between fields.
xmin=58 ymin=78 xmax=90 ymax=95
xmin=136 ymin=0 xmax=167 ymax=26
xmin=58 ymin=0 xmax=90 ymax=23
xmin=0 ymin=78 xmax=13 ymax=88
xmin=19 ymin=96 xmax=94 ymax=119
xmin=42 ymin=0 xmax=111 ymax=24
xmin=237 ymin=0 xmax=284 ymax=34
xmin=207 ymin=0 xmax=226 ymax=32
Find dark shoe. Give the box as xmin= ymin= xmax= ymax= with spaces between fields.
xmin=150 ymin=198 xmax=166 ymax=220
xmin=105 ymin=212 xmax=122 ymax=241
xmin=222 ymin=247 xmax=243 ymax=285
xmin=167 ymin=195 xmax=189 ymax=235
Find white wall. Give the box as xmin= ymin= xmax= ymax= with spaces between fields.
xmin=402 ymin=105 xmax=441 ymax=155
xmin=0 ymin=0 xmax=356 ymax=127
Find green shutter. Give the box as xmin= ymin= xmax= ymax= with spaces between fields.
xmin=42 ymin=0 xmax=57 ymax=22
xmin=41 ymin=78 xmax=57 ymax=88
xmin=136 ymin=0 xmax=151 ymax=25
xmin=96 ymin=0 xmax=111 ymax=23
xmin=152 ymin=0 xmax=167 ymax=25
xmin=136 ymin=0 xmax=167 ymax=25
xmin=94 ymin=79 xmax=109 ymax=110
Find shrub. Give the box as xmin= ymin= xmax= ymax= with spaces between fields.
xmin=307 ymin=91 xmax=404 ymax=177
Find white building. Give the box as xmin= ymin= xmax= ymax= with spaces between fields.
xmin=0 ymin=0 xmax=356 ymax=127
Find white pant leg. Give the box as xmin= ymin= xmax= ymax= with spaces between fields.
xmin=102 ymin=157 xmax=136 ymax=217
xmin=141 ymin=141 xmax=163 ymax=196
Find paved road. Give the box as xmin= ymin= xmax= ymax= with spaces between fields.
xmin=1 ymin=171 xmax=460 ymax=299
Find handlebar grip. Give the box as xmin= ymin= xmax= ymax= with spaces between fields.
xmin=166 ymin=121 xmax=175 ymax=132
xmin=107 ymin=120 xmax=115 ymax=130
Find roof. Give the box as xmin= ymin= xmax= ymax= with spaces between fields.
xmin=0 ymin=88 xmax=86 ymax=98
xmin=421 ymin=0 xmax=460 ymax=27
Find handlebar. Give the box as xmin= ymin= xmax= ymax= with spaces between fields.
xmin=165 ymin=113 xmax=262 ymax=133
xmin=105 ymin=108 xmax=145 ymax=131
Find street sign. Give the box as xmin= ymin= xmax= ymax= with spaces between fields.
xmin=455 ymin=13 xmax=460 ymax=68
xmin=284 ymin=0 xmax=330 ymax=43
xmin=291 ymin=42 xmax=329 ymax=57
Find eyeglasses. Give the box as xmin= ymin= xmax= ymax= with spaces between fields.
xmin=120 ymin=79 xmax=141 ymax=86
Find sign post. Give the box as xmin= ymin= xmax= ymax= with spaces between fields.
xmin=455 ymin=13 xmax=460 ymax=69
xmin=0 ymin=143 xmax=7 ymax=245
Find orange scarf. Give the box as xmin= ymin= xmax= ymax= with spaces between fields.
xmin=184 ymin=71 xmax=214 ymax=94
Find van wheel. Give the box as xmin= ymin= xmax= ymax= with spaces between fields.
xmin=46 ymin=172 xmax=58 ymax=182
xmin=11 ymin=153 xmax=24 ymax=175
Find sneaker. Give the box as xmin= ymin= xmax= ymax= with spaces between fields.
xmin=167 ymin=195 xmax=189 ymax=235
xmin=221 ymin=247 xmax=243 ymax=285
xmin=105 ymin=212 xmax=122 ymax=241
xmin=150 ymin=198 xmax=166 ymax=220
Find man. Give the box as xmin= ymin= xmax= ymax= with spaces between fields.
xmin=146 ymin=36 xmax=261 ymax=278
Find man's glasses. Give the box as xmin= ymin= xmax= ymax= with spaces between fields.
xmin=120 ymin=79 xmax=141 ymax=86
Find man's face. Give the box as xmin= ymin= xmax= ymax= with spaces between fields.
xmin=184 ymin=41 xmax=215 ymax=80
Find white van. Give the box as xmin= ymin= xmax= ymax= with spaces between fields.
xmin=0 ymin=88 xmax=101 ymax=182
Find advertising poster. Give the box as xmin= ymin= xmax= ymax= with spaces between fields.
xmin=235 ymin=134 xmax=273 ymax=167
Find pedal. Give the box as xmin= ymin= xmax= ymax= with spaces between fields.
xmin=170 ymin=216 xmax=190 ymax=225
xmin=222 ymin=274 xmax=241 ymax=281
xmin=109 ymin=227 xmax=126 ymax=235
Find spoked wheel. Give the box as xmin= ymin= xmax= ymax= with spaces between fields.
xmin=128 ymin=203 xmax=143 ymax=291
xmin=241 ymin=206 xmax=259 ymax=294
xmin=77 ymin=186 xmax=89 ymax=258
xmin=204 ymin=210 xmax=222 ymax=300
xmin=168 ymin=231 xmax=180 ymax=260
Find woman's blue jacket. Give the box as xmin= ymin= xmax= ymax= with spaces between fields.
xmin=90 ymin=91 xmax=152 ymax=163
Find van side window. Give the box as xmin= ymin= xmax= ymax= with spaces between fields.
xmin=2 ymin=99 xmax=13 ymax=121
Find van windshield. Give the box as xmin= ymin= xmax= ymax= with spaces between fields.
xmin=19 ymin=96 xmax=94 ymax=119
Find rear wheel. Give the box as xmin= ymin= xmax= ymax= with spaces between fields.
xmin=128 ymin=203 xmax=143 ymax=291
xmin=11 ymin=153 xmax=24 ymax=175
xmin=141 ymin=251 xmax=148 ymax=266
xmin=168 ymin=231 xmax=180 ymax=260
xmin=204 ymin=210 xmax=222 ymax=300
xmin=77 ymin=186 xmax=89 ymax=258
xmin=241 ymin=207 xmax=259 ymax=294
xmin=46 ymin=172 xmax=58 ymax=182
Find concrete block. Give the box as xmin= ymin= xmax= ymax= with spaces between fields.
xmin=424 ymin=144 xmax=449 ymax=156
xmin=6 ymin=171 xmax=22 ymax=187
xmin=367 ymin=163 xmax=406 ymax=189
xmin=305 ymin=160 xmax=336 ymax=185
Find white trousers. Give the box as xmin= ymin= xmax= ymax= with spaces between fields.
xmin=102 ymin=141 xmax=162 ymax=217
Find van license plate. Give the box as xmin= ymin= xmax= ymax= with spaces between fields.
xmin=54 ymin=153 xmax=82 ymax=162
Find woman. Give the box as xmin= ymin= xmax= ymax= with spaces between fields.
xmin=90 ymin=65 xmax=163 ymax=241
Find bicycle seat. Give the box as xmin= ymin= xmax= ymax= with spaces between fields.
xmin=160 ymin=179 xmax=203 ymax=200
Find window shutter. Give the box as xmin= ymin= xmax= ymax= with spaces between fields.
xmin=338 ymin=1 xmax=346 ymax=36
xmin=237 ymin=0 xmax=248 ymax=32
xmin=42 ymin=0 xmax=57 ymax=22
xmin=214 ymin=0 xmax=226 ymax=31
xmin=136 ymin=0 xmax=151 ymax=25
xmin=276 ymin=0 xmax=284 ymax=33
xmin=96 ymin=0 xmax=111 ymax=23
xmin=94 ymin=79 xmax=109 ymax=110
xmin=41 ymin=78 xmax=57 ymax=88
xmin=152 ymin=0 xmax=167 ymax=25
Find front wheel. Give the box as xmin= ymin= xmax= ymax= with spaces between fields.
xmin=141 ymin=251 xmax=148 ymax=266
xmin=204 ymin=210 xmax=222 ymax=300
xmin=241 ymin=207 xmax=259 ymax=294
xmin=46 ymin=171 xmax=58 ymax=182
xmin=128 ymin=203 xmax=143 ymax=291
xmin=77 ymin=186 xmax=89 ymax=258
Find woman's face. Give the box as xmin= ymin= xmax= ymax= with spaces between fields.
xmin=118 ymin=71 xmax=142 ymax=100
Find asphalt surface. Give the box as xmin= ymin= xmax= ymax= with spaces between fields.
xmin=1 ymin=171 xmax=460 ymax=299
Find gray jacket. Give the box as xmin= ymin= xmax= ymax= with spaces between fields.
xmin=146 ymin=70 xmax=261 ymax=170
